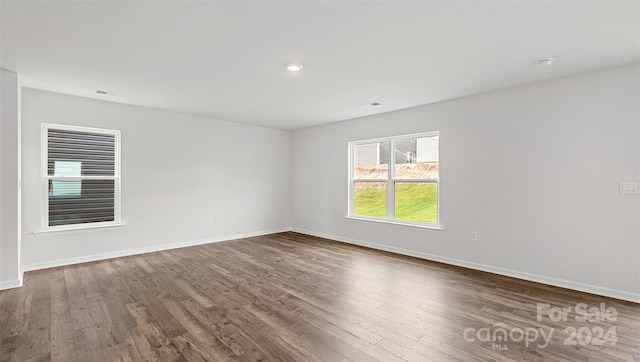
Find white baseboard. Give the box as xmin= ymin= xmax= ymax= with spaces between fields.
xmin=291 ymin=227 xmax=640 ymax=304
xmin=0 ymin=277 xmax=22 ymax=290
xmin=22 ymin=227 xmax=291 ymax=273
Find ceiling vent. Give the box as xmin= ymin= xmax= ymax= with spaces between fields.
xmin=536 ymin=57 xmax=554 ymax=66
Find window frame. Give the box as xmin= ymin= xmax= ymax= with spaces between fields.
xmin=347 ymin=131 xmax=441 ymax=229
xmin=41 ymin=123 xmax=122 ymax=231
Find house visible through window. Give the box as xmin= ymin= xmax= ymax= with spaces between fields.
xmin=43 ymin=124 xmax=121 ymax=229
xmin=349 ymin=132 xmax=439 ymax=226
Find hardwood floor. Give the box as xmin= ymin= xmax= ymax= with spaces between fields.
xmin=1 ymin=232 xmax=638 ymax=361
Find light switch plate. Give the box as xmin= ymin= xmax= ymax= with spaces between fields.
xmin=619 ymin=182 xmax=638 ymax=194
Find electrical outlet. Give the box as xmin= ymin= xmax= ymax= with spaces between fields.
xmin=229 ymin=214 xmax=234 ymax=222
xmin=470 ymin=231 xmax=478 ymax=241
xmin=619 ymin=182 xmax=638 ymax=194
xmin=213 ymin=215 xmax=219 ymax=223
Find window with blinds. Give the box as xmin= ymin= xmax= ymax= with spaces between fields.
xmin=42 ymin=124 xmax=121 ymax=229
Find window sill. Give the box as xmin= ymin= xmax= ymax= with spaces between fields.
xmin=34 ymin=223 xmax=127 ymax=237
xmin=345 ymin=216 xmax=444 ymax=230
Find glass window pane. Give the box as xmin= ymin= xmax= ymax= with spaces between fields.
xmin=353 ymin=142 xmax=389 ymax=179
xmin=354 ymin=182 xmax=387 ymax=218
xmin=49 ymin=180 xmax=115 ymax=226
xmin=394 ymin=136 xmax=439 ymax=179
xmin=395 ymin=182 xmax=437 ymax=223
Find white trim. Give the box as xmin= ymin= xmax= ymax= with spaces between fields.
xmin=388 ymin=138 xmax=395 ymax=219
xmin=0 ymin=277 xmax=23 ymax=291
xmin=44 ymin=176 xmax=118 ymax=180
xmin=349 ymin=130 xmax=440 ymax=146
xmin=345 ymin=215 xmax=444 ymax=230
xmin=22 ymin=228 xmax=291 ymax=272
xmin=17 ymin=77 xmax=22 ymax=294
xmin=291 ymin=227 xmax=640 ymax=304
xmin=41 ymin=122 xmax=120 ymax=136
xmin=33 ymin=222 xmax=127 ymax=236
xmin=40 ymin=123 xmax=47 ymax=229
xmin=351 ymin=178 xmax=393 ymax=182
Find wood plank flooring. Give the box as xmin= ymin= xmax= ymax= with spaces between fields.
xmin=1 ymin=232 xmax=638 ymax=361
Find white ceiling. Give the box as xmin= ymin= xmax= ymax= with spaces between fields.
xmin=1 ymin=1 xmax=639 ymax=130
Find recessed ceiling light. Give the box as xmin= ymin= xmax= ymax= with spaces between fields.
xmin=287 ymin=64 xmax=303 ymax=72
xmin=536 ymin=57 xmax=554 ymax=66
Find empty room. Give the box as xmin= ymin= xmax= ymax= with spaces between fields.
xmin=1 ymin=1 xmax=639 ymax=361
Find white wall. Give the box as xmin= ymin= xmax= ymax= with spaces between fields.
xmin=0 ymin=69 xmax=22 ymax=289
xmin=291 ymin=64 xmax=640 ymax=302
xmin=20 ymin=88 xmax=290 ymax=270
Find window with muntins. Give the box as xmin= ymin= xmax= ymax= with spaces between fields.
xmin=349 ymin=132 xmax=439 ymax=227
xmin=42 ymin=124 xmax=121 ymax=230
